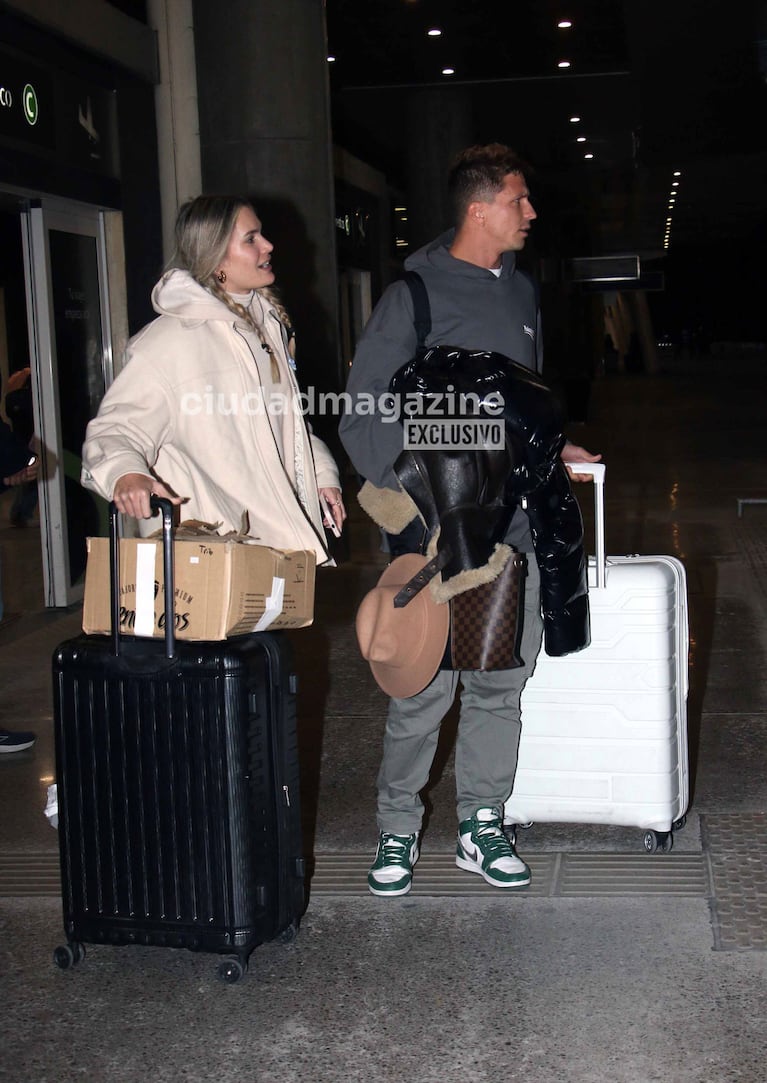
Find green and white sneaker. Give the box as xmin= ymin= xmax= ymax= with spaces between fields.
xmin=456 ymin=807 xmax=530 ymax=888
xmin=368 ymin=832 xmax=420 ymax=897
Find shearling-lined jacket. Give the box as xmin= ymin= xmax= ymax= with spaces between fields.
xmin=362 ymin=346 xmax=590 ymax=657
xmin=81 ymin=269 xmax=339 ymax=563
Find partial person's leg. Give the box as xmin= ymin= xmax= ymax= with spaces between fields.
xmin=454 ymin=556 xmax=543 ymax=820
xmin=369 ymin=670 xmax=459 ymax=896
xmin=452 ymin=557 xmax=542 ymax=888
xmin=376 ymin=669 xmax=460 ymax=834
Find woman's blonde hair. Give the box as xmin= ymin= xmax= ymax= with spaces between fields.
xmin=172 ymin=195 xmax=292 ymax=334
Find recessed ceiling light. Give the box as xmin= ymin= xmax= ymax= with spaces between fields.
xmin=569 ymin=116 xmax=581 ymax=123
xmin=584 ymin=153 xmax=594 ymax=159
xmin=672 ymin=181 xmax=679 ymax=187
xmin=442 ymin=67 xmax=455 ymax=76
xmin=673 ymin=171 xmax=681 ymax=176
xmin=327 ymin=55 xmax=336 ymax=62
xmin=576 ymin=136 xmax=586 ymax=143
xmin=427 ymin=28 xmax=442 ymax=37
xmin=558 ymin=60 xmax=571 ymax=68
xmin=558 ymin=20 xmax=573 ymax=28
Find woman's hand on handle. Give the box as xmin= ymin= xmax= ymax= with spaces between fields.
xmin=112 ymin=473 xmax=185 ymax=519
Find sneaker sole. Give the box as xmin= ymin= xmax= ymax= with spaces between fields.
xmin=368 ymin=879 xmax=413 ymax=897
xmin=455 ymin=854 xmax=531 ymax=888
xmin=0 ymin=742 xmax=35 ymax=753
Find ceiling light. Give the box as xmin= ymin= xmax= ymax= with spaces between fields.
xmin=427 ymin=28 xmax=442 ymax=37
xmin=672 ymin=181 xmax=679 ymax=187
xmin=673 ymin=171 xmax=681 ymax=176
xmin=584 ymin=153 xmax=594 ymax=159
xmin=558 ymin=61 xmax=571 ymax=68
xmin=442 ymin=67 xmax=455 ymax=76
xmin=569 ymin=116 xmax=580 ymax=123
xmin=327 ymin=55 xmax=336 ymax=62
xmin=576 ymin=136 xmax=586 ymax=143
xmin=557 ymin=20 xmax=573 ymax=28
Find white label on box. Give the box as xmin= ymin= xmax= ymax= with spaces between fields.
xmin=254 ymin=576 xmax=285 ymax=632
xmin=134 ymin=542 xmax=158 ymax=637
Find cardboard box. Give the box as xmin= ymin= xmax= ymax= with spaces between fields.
xmin=82 ymin=531 xmax=316 ymax=640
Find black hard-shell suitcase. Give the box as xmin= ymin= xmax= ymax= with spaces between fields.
xmin=51 ymin=500 xmax=306 ymax=983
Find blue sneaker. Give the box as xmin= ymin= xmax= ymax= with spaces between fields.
xmin=368 ymin=832 xmax=419 ymax=897
xmin=0 ymin=730 xmax=36 ymax=753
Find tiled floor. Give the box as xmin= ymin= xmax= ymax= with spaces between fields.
xmin=1 ymin=351 xmax=767 ymax=1082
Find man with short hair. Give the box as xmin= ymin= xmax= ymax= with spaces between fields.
xmin=339 ymin=143 xmax=600 ymax=897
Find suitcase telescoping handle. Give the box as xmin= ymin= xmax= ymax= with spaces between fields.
xmin=566 ymin=462 xmax=606 ymax=588
xmin=108 ymin=497 xmax=176 ymax=660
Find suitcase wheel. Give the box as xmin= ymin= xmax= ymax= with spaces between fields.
xmin=53 ymin=941 xmax=85 ymax=970
xmin=643 ymin=830 xmax=673 ymax=854
xmin=216 ymin=956 xmax=248 ymax=984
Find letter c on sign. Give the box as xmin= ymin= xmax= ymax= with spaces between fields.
xmin=0 ymin=87 xmax=12 ymax=108
xmin=23 ymin=84 xmax=38 ymax=126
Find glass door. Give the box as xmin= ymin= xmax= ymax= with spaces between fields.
xmin=21 ymin=201 xmax=113 ymax=607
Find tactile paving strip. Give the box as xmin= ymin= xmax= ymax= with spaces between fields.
xmin=309 ymin=851 xmax=707 ymax=897
xmin=0 ymin=850 xmax=707 ymax=899
xmin=700 ymin=813 xmax=767 ymax=951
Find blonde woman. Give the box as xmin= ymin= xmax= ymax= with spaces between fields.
xmin=82 ymin=196 xmax=345 ymax=557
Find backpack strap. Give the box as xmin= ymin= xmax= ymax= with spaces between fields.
xmin=401 ymin=270 xmax=431 ymax=349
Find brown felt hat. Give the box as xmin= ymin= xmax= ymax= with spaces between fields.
xmin=355 ymin=554 xmax=450 ymax=699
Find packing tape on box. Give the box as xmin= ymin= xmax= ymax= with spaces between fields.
xmin=135 ymin=542 xmax=158 ymax=637
xmin=253 ymin=576 xmax=285 ymax=632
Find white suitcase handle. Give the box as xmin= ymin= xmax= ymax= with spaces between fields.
xmin=566 ymin=462 xmax=606 ymax=588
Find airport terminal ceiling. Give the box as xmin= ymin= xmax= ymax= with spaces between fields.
xmin=326 ymin=0 xmax=767 ymax=261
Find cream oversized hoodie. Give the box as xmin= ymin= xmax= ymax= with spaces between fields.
xmin=82 ymin=269 xmax=339 ymax=562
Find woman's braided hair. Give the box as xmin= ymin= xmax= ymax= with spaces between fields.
xmin=172 ymin=195 xmax=293 ymax=341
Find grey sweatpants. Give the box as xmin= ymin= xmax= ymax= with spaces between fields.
xmin=376 ymin=557 xmax=544 ymax=833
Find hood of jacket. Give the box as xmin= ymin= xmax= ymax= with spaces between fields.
xmin=405 ymin=229 xmax=519 ymax=283
xmin=151 ymin=268 xmax=249 ymax=325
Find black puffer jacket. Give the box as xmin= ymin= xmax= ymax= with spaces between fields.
xmin=390 ymin=345 xmax=590 ymax=657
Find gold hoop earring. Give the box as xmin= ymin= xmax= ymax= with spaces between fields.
xmin=217 ymin=269 xmax=227 ymax=284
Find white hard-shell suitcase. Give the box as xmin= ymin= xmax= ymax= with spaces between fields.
xmin=504 ymin=463 xmax=690 ymax=852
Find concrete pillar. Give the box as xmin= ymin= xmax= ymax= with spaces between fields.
xmin=191 ymin=0 xmax=341 ymax=403
xmin=147 ymin=0 xmax=203 ymax=265
xmin=406 ymin=86 xmax=473 ymax=248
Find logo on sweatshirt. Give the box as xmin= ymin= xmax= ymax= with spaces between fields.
xmin=523 ymin=324 xmax=535 ymax=340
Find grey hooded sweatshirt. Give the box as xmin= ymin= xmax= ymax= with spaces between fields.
xmin=339 ymin=230 xmax=543 ymax=551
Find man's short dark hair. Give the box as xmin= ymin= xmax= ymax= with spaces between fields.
xmin=447 ymin=143 xmax=531 ymax=226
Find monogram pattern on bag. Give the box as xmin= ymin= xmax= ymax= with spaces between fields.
xmin=450 ymin=553 xmax=526 ymax=671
